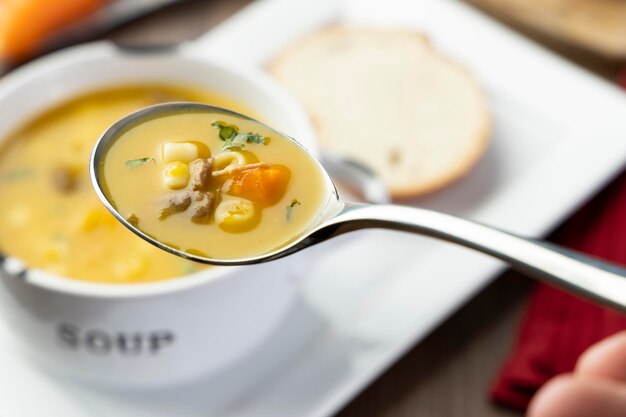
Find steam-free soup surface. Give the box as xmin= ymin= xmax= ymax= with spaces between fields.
xmin=100 ymin=110 xmax=327 ymax=260
xmin=0 ymin=86 xmax=254 ymax=283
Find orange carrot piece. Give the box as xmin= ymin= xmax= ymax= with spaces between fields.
xmin=227 ymin=165 xmax=291 ymax=207
xmin=0 ymin=0 xmax=105 ymax=61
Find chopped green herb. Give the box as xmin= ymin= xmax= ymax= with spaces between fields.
xmin=226 ymin=132 xmax=247 ymax=150
xmin=238 ymin=132 xmax=266 ymax=145
xmin=212 ymin=121 xmax=238 ymax=141
xmin=212 ymin=121 xmax=269 ymax=150
xmin=0 ymin=168 xmax=35 ymax=182
xmin=125 ymin=157 xmax=153 ymax=169
xmin=286 ymin=199 xmax=301 ymax=222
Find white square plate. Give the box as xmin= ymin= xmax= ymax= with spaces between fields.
xmin=2 ymin=0 xmax=626 ymax=416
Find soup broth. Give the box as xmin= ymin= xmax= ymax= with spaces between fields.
xmin=0 ymin=86 xmax=253 ymax=283
xmin=100 ymin=109 xmax=327 ymax=260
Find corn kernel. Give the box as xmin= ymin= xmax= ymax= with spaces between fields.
xmin=163 ymin=162 xmax=190 ymax=189
xmin=161 ymin=142 xmax=201 ymax=163
xmin=214 ymin=151 xmax=246 ymax=170
xmin=79 ymin=208 xmax=116 ymax=232
xmin=215 ymin=197 xmax=258 ymax=232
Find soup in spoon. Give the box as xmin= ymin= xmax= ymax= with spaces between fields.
xmin=96 ymin=104 xmax=329 ymax=260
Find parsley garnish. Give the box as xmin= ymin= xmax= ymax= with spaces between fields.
xmin=286 ymin=199 xmax=301 ymax=222
xmin=212 ymin=121 xmax=268 ymax=150
xmin=125 ymin=157 xmax=153 ymax=168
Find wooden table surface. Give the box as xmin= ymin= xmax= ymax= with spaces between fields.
xmin=102 ymin=1 xmax=622 ymax=416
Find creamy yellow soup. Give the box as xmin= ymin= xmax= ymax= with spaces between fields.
xmin=0 ymin=86 xmax=254 ymax=283
xmin=100 ymin=109 xmax=327 ymax=260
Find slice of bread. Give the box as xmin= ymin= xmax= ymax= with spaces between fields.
xmin=269 ymin=28 xmax=490 ymax=198
xmin=470 ymin=0 xmax=626 ymax=58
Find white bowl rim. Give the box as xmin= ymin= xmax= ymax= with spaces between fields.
xmin=0 ymin=40 xmax=318 ymax=299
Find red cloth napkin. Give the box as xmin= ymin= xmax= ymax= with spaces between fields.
xmin=489 ymin=76 xmax=626 ymax=410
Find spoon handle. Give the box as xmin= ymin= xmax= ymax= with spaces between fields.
xmin=323 ymin=203 xmax=626 ymax=312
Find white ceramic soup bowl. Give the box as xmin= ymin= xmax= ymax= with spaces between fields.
xmin=0 ymin=41 xmax=318 ymax=387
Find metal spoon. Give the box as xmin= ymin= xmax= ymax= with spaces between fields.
xmin=91 ymin=103 xmax=626 ymax=312
xmin=318 ymin=153 xmax=390 ymax=204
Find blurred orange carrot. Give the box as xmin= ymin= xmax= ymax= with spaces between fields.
xmin=0 ymin=0 xmax=105 ymax=62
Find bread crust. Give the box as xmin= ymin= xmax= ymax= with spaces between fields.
xmin=269 ymin=27 xmax=491 ymax=199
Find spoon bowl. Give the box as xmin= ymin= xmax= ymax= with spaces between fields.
xmin=91 ymin=102 xmax=340 ymax=266
xmin=92 ymin=103 xmax=626 ymax=312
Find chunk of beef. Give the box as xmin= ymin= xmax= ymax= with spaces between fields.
xmin=189 ymin=158 xmax=213 ymax=191
xmin=159 ymin=192 xmax=192 ymax=220
xmin=190 ymin=191 xmax=216 ymax=224
xmin=52 ymin=165 xmax=78 ymax=193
